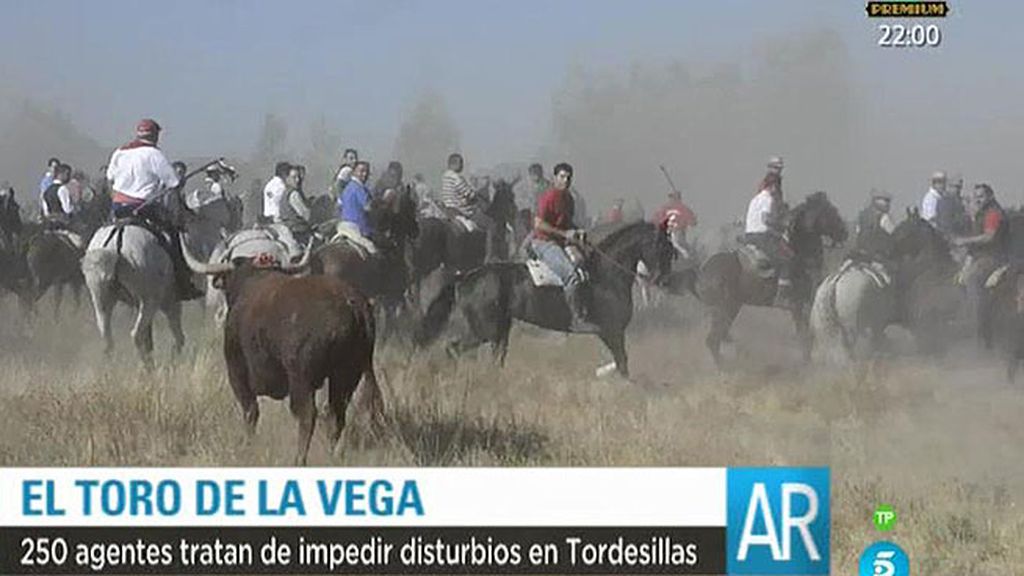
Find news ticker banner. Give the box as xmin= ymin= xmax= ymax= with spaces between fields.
xmin=0 ymin=467 xmax=829 ymax=575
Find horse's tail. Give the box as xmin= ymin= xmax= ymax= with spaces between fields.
xmin=413 ymin=269 xmax=459 ymax=347
xmin=81 ymin=248 xmax=119 ymax=323
xmin=810 ymin=268 xmax=848 ymax=364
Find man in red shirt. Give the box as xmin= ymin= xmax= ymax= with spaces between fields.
xmin=953 ymin=183 xmax=1007 ymax=347
xmin=531 ymin=162 xmax=600 ymax=333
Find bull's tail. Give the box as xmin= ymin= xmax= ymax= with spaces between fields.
xmin=412 ymin=271 xmax=458 ymax=347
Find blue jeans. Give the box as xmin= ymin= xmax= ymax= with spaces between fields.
xmin=531 ymin=238 xmax=581 ymax=288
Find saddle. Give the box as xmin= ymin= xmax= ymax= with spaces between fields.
xmin=104 ymin=215 xmax=172 ymax=254
xmin=985 ymin=263 xmax=1015 ymax=289
xmin=330 ymin=221 xmax=378 ymax=260
xmin=526 ymin=258 xmax=564 ymax=287
xmin=48 ymin=229 xmax=85 ymax=251
xmin=522 ymin=243 xmax=588 ymax=288
xmin=837 ymin=258 xmax=891 ymax=289
xmin=737 ymin=243 xmax=776 ymax=279
xmin=217 ymin=224 xmax=303 ymax=264
xmin=453 ymin=215 xmax=477 ymax=233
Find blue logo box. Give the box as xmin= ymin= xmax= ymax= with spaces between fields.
xmin=726 ymin=467 xmax=830 ymax=575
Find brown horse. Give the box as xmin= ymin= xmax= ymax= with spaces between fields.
xmin=692 ymin=192 xmax=848 ymax=367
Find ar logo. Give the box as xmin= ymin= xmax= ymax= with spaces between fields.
xmin=727 ymin=468 xmax=830 ymax=575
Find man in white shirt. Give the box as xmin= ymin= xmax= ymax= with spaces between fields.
xmin=187 ymin=165 xmax=227 ymax=210
xmin=743 ymin=170 xmax=794 ymax=306
xmin=262 ymin=161 xmax=290 ymax=223
xmin=107 ymin=118 xmax=202 ymax=300
xmin=920 ymin=171 xmax=946 ymax=226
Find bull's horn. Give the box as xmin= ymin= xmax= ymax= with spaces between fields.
xmin=281 ymin=239 xmax=314 ymax=272
xmin=180 ymin=236 xmax=234 ymax=275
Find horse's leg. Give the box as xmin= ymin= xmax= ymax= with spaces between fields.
xmin=130 ymin=299 xmax=158 ymax=369
xmin=490 ymin=316 xmax=512 ymax=367
xmin=791 ymin=305 xmax=812 ymax=363
xmin=52 ymin=282 xmax=64 ymax=321
xmin=72 ymin=281 xmax=83 ymax=311
xmin=707 ymin=302 xmax=740 ymax=369
xmin=87 ymin=278 xmax=116 ymax=356
xmin=164 ymin=301 xmax=185 ymax=357
xmin=599 ymin=329 xmax=629 ymax=377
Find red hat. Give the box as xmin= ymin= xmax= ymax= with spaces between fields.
xmin=135 ymin=118 xmax=161 ymax=139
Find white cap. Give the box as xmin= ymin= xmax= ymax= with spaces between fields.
xmin=931 ymin=170 xmax=947 ymax=181
xmin=767 ymin=156 xmax=784 ymax=169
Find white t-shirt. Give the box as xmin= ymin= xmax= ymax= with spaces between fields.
xmin=106 ymin=145 xmax=179 ymax=201
xmin=263 ymin=176 xmax=286 ymax=220
xmin=920 ymin=187 xmax=942 ymax=223
xmin=745 ymin=189 xmax=774 ymax=234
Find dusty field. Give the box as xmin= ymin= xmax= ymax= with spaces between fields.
xmin=1 ymin=291 xmax=1023 ymax=575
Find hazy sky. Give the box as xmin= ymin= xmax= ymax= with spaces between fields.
xmin=2 ymin=0 xmax=1022 ymax=221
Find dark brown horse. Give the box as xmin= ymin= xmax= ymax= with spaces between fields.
xmin=692 ymin=192 xmax=848 ymax=367
xmin=313 ymin=185 xmax=419 ymax=337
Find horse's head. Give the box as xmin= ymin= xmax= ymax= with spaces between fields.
xmin=390 ymin=184 xmax=420 ymax=241
xmin=643 ymin=221 xmax=678 ymax=287
xmin=372 ymin=184 xmax=419 ymax=245
xmin=307 ymin=194 xmax=336 ymax=226
xmin=891 ymin=209 xmax=949 ymax=261
xmin=594 ymin=221 xmax=674 ymax=287
xmin=791 ymin=191 xmax=848 ymax=247
xmin=485 ymin=178 xmax=518 ymax=224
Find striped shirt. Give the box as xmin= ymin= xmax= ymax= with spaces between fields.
xmin=440 ymin=169 xmax=475 ymax=216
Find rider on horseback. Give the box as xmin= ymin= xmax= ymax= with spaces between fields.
xmin=952 ymin=183 xmax=1008 ymax=347
xmin=40 ymin=162 xmax=75 ymax=229
xmin=106 ymin=118 xmax=204 ymax=301
xmin=744 ymin=159 xmax=794 ymax=307
xmin=337 ymin=160 xmax=379 ymax=256
xmin=854 ymin=189 xmax=896 ymax=260
xmin=530 ymin=162 xmax=601 ymax=334
xmin=278 ymin=164 xmax=312 ymax=244
xmin=441 ymin=153 xmax=497 ymax=262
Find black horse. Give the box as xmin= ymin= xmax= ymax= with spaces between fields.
xmin=888 ymin=210 xmax=967 ymax=354
xmin=0 ymin=191 xmax=30 ymax=300
xmin=414 ymin=220 xmax=676 ymax=377
xmin=411 ymin=179 xmax=519 ymax=277
xmin=690 ymin=192 xmax=848 ymax=366
xmin=313 ymin=184 xmax=420 ymax=337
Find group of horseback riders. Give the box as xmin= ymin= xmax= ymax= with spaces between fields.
xmin=24 ymin=114 xmax=1017 ymax=349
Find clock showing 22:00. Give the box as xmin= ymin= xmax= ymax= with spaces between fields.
xmin=877 ymin=23 xmax=942 ymax=48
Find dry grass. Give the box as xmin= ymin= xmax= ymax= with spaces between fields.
xmin=2 ymin=294 xmax=1024 ymax=574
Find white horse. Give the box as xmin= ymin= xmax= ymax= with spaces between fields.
xmin=81 ymin=210 xmax=225 ymax=365
xmin=810 ymin=258 xmax=896 ymax=366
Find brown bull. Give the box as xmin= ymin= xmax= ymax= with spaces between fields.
xmin=184 ymin=244 xmax=383 ymax=465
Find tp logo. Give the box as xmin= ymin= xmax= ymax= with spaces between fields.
xmin=726 ymin=467 xmax=830 ymax=575
xmin=859 ymin=541 xmax=909 ymax=576
xmin=873 ymin=504 xmax=897 ymax=531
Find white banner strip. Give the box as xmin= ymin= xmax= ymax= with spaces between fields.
xmin=0 ymin=468 xmax=725 ymax=527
